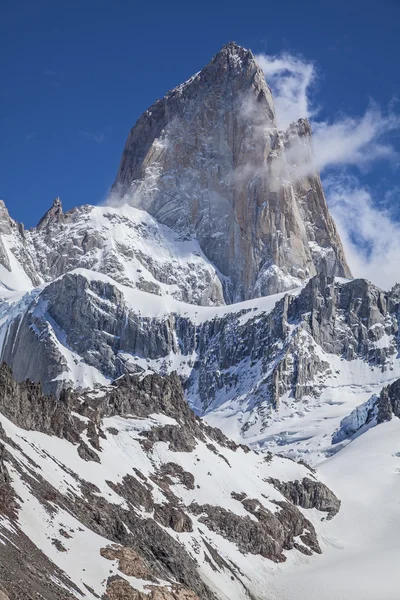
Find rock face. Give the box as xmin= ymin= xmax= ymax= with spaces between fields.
xmin=1 ymin=270 xmax=398 ymax=438
xmin=112 ymin=42 xmax=351 ymax=301
xmin=0 ymin=364 xmax=338 ymax=599
xmin=376 ymin=379 xmax=400 ymax=423
xmin=268 ymin=477 xmax=341 ymax=519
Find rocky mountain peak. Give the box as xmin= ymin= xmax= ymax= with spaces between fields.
xmin=112 ymin=44 xmax=351 ymax=302
xmin=0 ymin=200 xmax=12 ymax=235
xmin=207 ymin=41 xmax=260 ymax=75
xmin=218 ymin=40 xmax=248 ymax=55
xmin=36 ymin=196 xmax=64 ymax=230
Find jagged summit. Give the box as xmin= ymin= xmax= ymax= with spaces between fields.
xmin=37 ymin=196 xmax=63 ymax=229
xmin=166 ymin=42 xmax=263 ymax=101
xmin=219 ymin=40 xmax=246 ymax=52
xmin=112 ymin=43 xmax=351 ymax=301
xmin=208 ymin=41 xmax=257 ymax=68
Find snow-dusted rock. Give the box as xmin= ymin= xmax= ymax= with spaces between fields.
xmin=1 ymin=268 xmax=399 ymax=463
xmin=0 ymin=364 xmax=335 ymax=599
xmin=112 ymin=42 xmax=351 ymax=301
xmin=0 ymin=200 xmax=225 ymax=306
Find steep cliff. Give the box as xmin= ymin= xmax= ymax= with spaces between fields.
xmin=112 ymin=42 xmax=351 ymax=301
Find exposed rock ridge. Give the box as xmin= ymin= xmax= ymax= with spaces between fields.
xmin=1 ymin=271 xmax=398 ymax=438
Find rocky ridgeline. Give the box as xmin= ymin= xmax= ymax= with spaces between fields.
xmin=0 ymin=198 xmax=225 ymax=306
xmin=0 ymin=364 xmax=338 ymax=599
xmin=1 ymin=272 xmax=399 ymax=438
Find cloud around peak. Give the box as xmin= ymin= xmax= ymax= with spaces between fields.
xmin=255 ymin=51 xmax=400 ymax=172
xmin=255 ymin=50 xmax=400 ymax=290
xmin=255 ymin=52 xmax=316 ymax=130
xmin=327 ymin=174 xmax=400 ymax=290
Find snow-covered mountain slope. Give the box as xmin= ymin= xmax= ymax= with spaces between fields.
xmin=1 ymin=268 xmax=398 ymax=464
xmin=258 ymin=415 xmax=400 ymax=600
xmin=0 ymin=200 xmax=224 ymax=306
xmin=0 ymin=364 xmax=339 ymax=600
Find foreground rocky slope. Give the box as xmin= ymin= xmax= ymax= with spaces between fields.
xmin=0 ymin=364 xmax=338 ymax=599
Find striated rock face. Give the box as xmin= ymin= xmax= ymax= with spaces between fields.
xmin=112 ymin=42 xmax=351 ymax=301
xmin=1 ymin=271 xmax=399 ymax=424
xmin=0 ymin=364 xmax=337 ymax=599
xmin=268 ymin=477 xmax=341 ymax=519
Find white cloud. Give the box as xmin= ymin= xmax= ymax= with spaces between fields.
xmin=255 ymin=52 xmax=400 ymax=173
xmin=24 ymin=133 xmax=36 ymax=143
xmin=326 ymin=174 xmax=400 ymax=290
xmin=80 ymin=131 xmax=107 ymax=144
xmin=81 ymin=131 xmax=106 ymax=144
xmin=312 ymin=107 xmax=400 ymax=171
xmin=255 ymin=53 xmax=316 ymax=130
xmin=255 ymin=52 xmax=400 ymax=290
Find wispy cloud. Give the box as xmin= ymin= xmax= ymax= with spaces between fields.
xmin=327 ymin=174 xmax=400 ymax=290
xmin=24 ymin=133 xmax=36 ymax=143
xmin=255 ymin=53 xmax=316 ymax=130
xmin=256 ymin=52 xmax=400 ymax=173
xmin=312 ymin=107 xmax=400 ymax=171
xmin=81 ymin=131 xmax=106 ymax=144
xmin=255 ymin=51 xmax=400 ymax=290
xmin=43 ymin=68 xmax=61 ymax=89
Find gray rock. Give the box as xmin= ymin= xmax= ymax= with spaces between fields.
xmin=268 ymin=477 xmax=341 ymax=519
xmin=377 ymin=379 xmax=400 ymax=423
xmin=112 ymin=42 xmax=351 ymax=301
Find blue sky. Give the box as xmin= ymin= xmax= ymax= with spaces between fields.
xmin=1 ymin=0 xmax=399 ymax=286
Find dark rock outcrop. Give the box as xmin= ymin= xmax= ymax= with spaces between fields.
xmin=268 ymin=477 xmax=341 ymax=519
xmin=377 ymin=379 xmax=400 ymax=423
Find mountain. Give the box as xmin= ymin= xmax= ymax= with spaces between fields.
xmin=112 ymin=41 xmax=351 ymax=301
xmin=0 ymin=42 xmax=398 ymax=600
xmin=0 ymin=48 xmax=351 ymax=306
